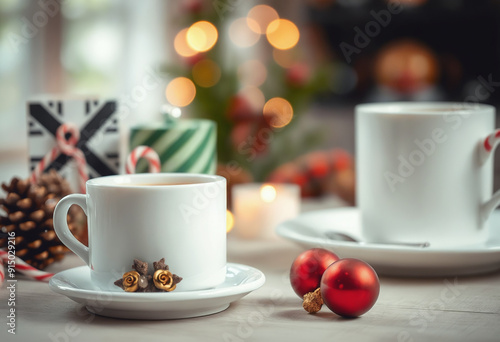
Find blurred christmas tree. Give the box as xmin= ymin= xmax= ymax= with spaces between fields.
xmin=161 ymin=1 xmax=331 ymax=181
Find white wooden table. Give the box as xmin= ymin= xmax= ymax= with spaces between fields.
xmin=1 ymin=225 xmax=500 ymax=342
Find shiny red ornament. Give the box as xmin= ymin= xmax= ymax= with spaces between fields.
xmin=320 ymin=258 xmax=380 ymax=317
xmin=290 ymin=248 xmax=339 ymax=298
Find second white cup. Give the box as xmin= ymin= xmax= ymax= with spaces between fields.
xmin=356 ymin=102 xmax=499 ymax=246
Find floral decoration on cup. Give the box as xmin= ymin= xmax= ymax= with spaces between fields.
xmin=114 ymin=258 xmax=182 ymax=293
xmin=153 ymin=270 xmax=177 ymax=291
xmin=122 ymin=271 xmax=140 ymax=292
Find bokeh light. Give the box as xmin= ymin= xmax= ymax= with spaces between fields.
xmin=187 ymin=21 xmax=218 ymax=52
xmin=263 ymin=97 xmax=294 ymax=128
xmin=161 ymin=104 xmax=182 ymax=119
xmin=226 ymin=210 xmax=234 ymax=233
xmin=266 ymin=19 xmax=300 ymax=50
xmin=240 ymin=86 xmax=266 ymax=113
xmin=229 ymin=17 xmax=260 ymax=48
xmin=192 ymin=59 xmax=221 ymax=87
xmin=247 ymin=5 xmax=279 ymax=34
xmin=165 ymin=77 xmax=196 ymax=107
xmin=260 ymin=184 xmax=277 ymax=203
xmin=62 ymin=23 xmax=121 ymax=74
xmin=174 ymin=28 xmax=198 ymax=57
xmin=374 ymin=40 xmax=438 ymax=93
xmin=238 ymin=60 xmax=267 ymax=87
xmin=273 ymin=48 xmax=295 ymax=68
xmin=171 ymin=107 xmax=182 ymax=118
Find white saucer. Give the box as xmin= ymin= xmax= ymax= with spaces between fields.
xmin=49 ymin=263 xmax=265 ymax=320
xmin=276 ymin=207 xmax=500 ymax=277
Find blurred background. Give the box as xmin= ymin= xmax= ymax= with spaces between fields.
xmin=1 ymin=0 xmax=500 ymax=201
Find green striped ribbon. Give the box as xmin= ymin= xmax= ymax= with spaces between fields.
xmin=130 ymin=119 xmax=217 ymax=174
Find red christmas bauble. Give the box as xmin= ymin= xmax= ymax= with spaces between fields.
xmin=290 ymin=248 xmax=339 ymax=298
xmin=320 ymin=258 xmax=380 ymax=317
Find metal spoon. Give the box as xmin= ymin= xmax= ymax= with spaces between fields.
xmin=289 ymin=222 xmax=430 ymax=248
xmin=323 ymin=231 xmax=430 ymax=248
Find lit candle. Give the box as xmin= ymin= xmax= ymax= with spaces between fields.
xmin=226 ymin=210 xmax=235 ymax=233
xmin=232 ymin=183 xmax=300 ymax=239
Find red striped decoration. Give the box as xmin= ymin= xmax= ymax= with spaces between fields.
xmin=481 ymin=129 xmax=500 ymax=165
xmin=30 ymin=123 xmax=88 ymax=193
xmin=125 ymin=146 xmax=161 ymax=174
xmin=0 ymin=249 xmax=54 ymax=283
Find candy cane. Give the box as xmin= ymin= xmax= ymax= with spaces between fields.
xmin=126 ymin=146 xmax=161 ymax=174
xmin=0 ymin=249 xmax=54 ymax=282
xmin=480 ymin=129 xmax=500 ymax=164
xmin=0 ymin=262 xmax=4 ymax=284
xmin=30 ymin=123 xmax=88 ymax=194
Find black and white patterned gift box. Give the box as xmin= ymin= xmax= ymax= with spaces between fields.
xmin=27 ymin=98 xmax=120 ymax=191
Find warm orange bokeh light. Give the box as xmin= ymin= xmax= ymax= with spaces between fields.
xmin=165 ymin=77 xmax=196 ymax=107
xmin=192 ymin=59 xmax=221 ymax=88
xmin=174 ymin=28 xmax=198 ymax=57
xmin=187 ymin=21 xmax=218 ymax=52
xmin=238 ymin=60 xmax=267 ymax=87
xmin=375 ymin=40 xmax=438 ymax=93
xmin=240 ymin=86 xmax=265 ymax=113
xmin=247 ymin=5 xmax=279 ymax=34
xmin=229 ymin=17 xmax=260 ymax=48
xmin=263 ymin=97 xmax=294 ymax=128
xmin=266 ymin=19 xmax=300 ymax=50
xmin=226 ymin=210 xmax=234 ymax=233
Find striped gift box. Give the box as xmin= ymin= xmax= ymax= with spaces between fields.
xmin=130 ymin=119 xmax=217 ymax=174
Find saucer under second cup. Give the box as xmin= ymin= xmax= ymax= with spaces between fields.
xmin=276 ymin=207 xmax=500 ymax=277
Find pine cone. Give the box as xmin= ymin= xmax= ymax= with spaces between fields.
xmin=0 ymin=176 xmax=81 ymax=270
xmin=36 ymin=170 xmax=88 ymax=245
xmin=36 ymin=169 xmax=72 ymax=199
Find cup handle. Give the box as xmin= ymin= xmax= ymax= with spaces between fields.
xmin=480 ymin=129 xmax=500 ymax=219
xmin=53 ymin=194 xmax=89 ymax=266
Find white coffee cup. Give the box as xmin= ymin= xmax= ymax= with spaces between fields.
xmin=356 ymin=102 xmax=499 ymax=246
xmin=54 ymin=173 xmax=227 ymax=291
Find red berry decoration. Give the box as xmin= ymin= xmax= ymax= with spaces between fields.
xmin=290 ymin=248 xmax=339 ymax=298
xmin=320 ymin=258 xmax=380 ymax=317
